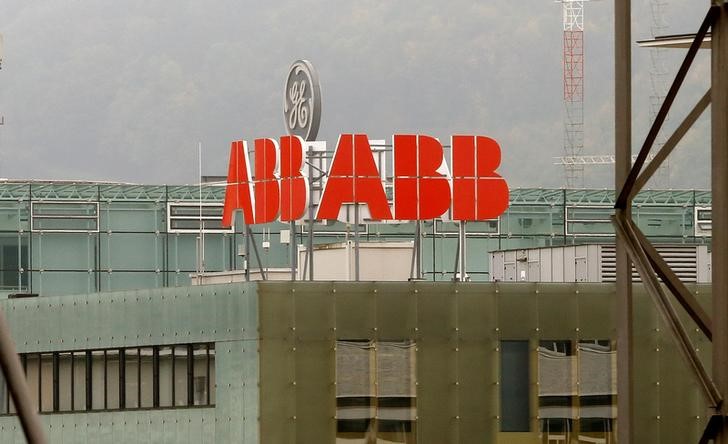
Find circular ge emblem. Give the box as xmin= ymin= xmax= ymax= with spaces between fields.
xmin=284 ymin=60 xmax=321 ymax=141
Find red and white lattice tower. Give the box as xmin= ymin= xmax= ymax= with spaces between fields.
xmin=559 ymin=0 xmax=586 ymax=188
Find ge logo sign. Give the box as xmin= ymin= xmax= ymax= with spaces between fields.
xmin=284 ymin=60 xmax=322 ymax=142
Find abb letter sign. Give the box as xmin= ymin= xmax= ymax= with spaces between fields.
xmin=222 ymin=134 xmax=508 ymax=227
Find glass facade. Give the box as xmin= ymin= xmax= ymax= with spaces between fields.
xmin=0 ymin=182 xmax=713 ymax=295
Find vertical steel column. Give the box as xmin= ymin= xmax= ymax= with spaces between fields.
xmin=712 ymin=3 xmax=728 ymax=442
xmin=307 ymin=145 xmax=315 ymax=281
xmin=459 ymin=222 xmax=467 ymax=281
xmin=354 ymin=205 xmax=360 ymax=281
xmin=416 ymin=221 xmax=422 ymax=279
xmin=290 ymin=220 xmax=296 ymax=281
xmin=615 ymin=0 xmax=634 ymax=442
xmin=244 ymin=227 xmax=250 ymax=281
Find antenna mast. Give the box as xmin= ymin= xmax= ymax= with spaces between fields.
xmin=559 ymin=0 xmax=587 ymax=188
xmin=647 ymin=0 xmax=671 ymax=187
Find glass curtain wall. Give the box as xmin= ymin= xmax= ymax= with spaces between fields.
xmin=0 ymin=183 xmax=711 ymax=294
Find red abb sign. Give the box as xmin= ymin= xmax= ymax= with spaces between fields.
xmin=222 ymin=134 xmax=509 ymax=226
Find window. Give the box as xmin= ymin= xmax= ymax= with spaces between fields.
xmin=106 ymin=350 xmax=120 ymax=409
xmin=565 ymin=206 xmax=613 ymax=236
xmin=167 ymin=203 xmax=231 ymax=233
xmin=695 ymin=207 xmax=712 ymax=236
xmin=90 ymin=350 xmax=105 ymax=410
xmin=158 ymin=346 xmax=173 ymax=407
xmin=0 ymin=235 xmax=28 ymax=290
xmin=140 ymin=347 xmax=154 ymax=408
xmin=192 ymin=344 xmax=211 ymax=406
xmin=209 ymin=345 xmax=216 ymax=405
xmin=31 ymin=202 xmax=99 ymax=232
xmin=125 ymin=348 xmax=139 ymax=409
xmin=435 ymin=219 xmax=500 ymax=236
xmin=39 ymin=353 xmax=53 ymax=412
xmin=0 ymin=343 xmax=215 ymax=416
xmin=0 ymin=368 xmax=7 ymax=414
xmin=72 ymin=352 xmax=86 ymax=411
xmin=58 ymin=352 xmax=72 ymax=411
xmin=25 ymin=354 xmax=39 ymax=412
xmin=538 ymin=341 xmax=574 ymax=442
xmin=577 ymin=340 xmax=616 ymax=443
xmin=533 ymin=339 xmax=616 ymax=443
xmin=336 ymin=340 xmax=417 ymax=443
xmin=375 ymin=341 xmax=417 ymax=441
xmin=500 ymin=340 xmax=530 ymax=432
xmin=174 ymin=345 xmax=189 ymax=406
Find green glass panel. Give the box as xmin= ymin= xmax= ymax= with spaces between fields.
xmin=32 ymin=233 xmax=96 ymax=270
xmin=634 ymin=206 xmax=692 ymax=237
xmin=0 ymin=202 xmax=28 ymax=231
xmin=99 ymin=201 xmax=165 ymax=232
xmin=100 ymin=272 xmax=163 ymax=292
xmin=502 ymin=205 xmax=564 ymax=236
xmin=168 ymin=234 xmax=199 ymax=272
xmin=32 ymin=217 xmax=97 ymax=231
xmin=32 ymin=271 xmax=94 ymax=296
xmin=101 ymin=233 xmax=164 ymax=270
xmin=0 ymin=234 xmax=28 ymax=291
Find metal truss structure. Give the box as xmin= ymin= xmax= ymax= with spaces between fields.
xmin=0 ymin=181 xmax=225 ymax=203
xmin=558 ymin=0 xmax=588 ymax=188
xmin=612 ymin=4 xmax=728 ymax=443
xmin=553 ymin=153 xmax=656 ymax=165
xmin=648 ymin=0 xmax=672 ymax=188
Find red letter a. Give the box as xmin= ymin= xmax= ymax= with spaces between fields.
xmin=222 ymin=140 xmax=255 ymax=227
xmin=316 ymin=134 xmax=392 ymax=221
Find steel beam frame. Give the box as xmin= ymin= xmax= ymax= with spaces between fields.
xmin=613 ymin=213 xmax=721 ymax=407
xmin=711 ymin=2 xmax=728 ymax=443
xmin=616 ymin=6 xmax=718 ymax=210
xmin=612 ymin=4 xmax=725 ymax=442
xmin=615 ymin=1 xmax=634 ymax=442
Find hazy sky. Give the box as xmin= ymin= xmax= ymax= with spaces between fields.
xmin=0 ymin=1 xmax=713 ymax=189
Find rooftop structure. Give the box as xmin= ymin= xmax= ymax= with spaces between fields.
xmin=0 ymin=181 xmax=713 ymax=297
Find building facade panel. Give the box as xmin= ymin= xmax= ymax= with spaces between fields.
xmin=256 ymin=282 xmax=709 ymax=444
xmin=0 ymin=282 xmax=259 ymax=443
xmin=0 ymin=269 xmax=714 ymax=442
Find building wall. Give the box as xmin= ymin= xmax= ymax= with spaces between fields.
xmin=257 ymin=282 xmax=710 ymax=444
xmin=0 ymin=281 xmax=713 ymax=443
xmin=0 ymin=282 xmax=260 ymax=443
